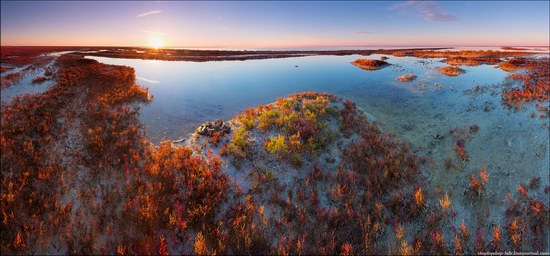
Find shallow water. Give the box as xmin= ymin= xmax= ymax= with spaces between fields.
xmin=1 ymin=67 xmax=55 ymax=105
xmin=86 ymin=54 xmax=548 ymax=225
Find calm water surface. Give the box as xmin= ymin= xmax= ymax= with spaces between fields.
xmin=86 ymin=54 xmax=549 ymax=225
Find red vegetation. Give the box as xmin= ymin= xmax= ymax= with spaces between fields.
xmin=504 ymin=181 xmax=549 ymax=252
xmin=498 ymin=57 xmax=528 ymax=72
xmin=351 ymin=59 xmax=390 ymax=70
xmin=0 ymin=46 xmax=60 ymax=66
xmin=1 ymin=72 xmax=23 ymax=89
xmin=437 ymin=66 xmax=465 ymax=76
xmin=501 ymin=58 xmax=549 ymax=110
xmin=0 ymin=66 xmax=14 ymax=73
xmin=445 ymin=56 xmax=501 ymax=66
xmin=467 ymin=163 xmax=490 ymax=197
xmin=454 ymin=139 xmax=469 ymax=161
xmin=32 ymin=76 xmax=48 ymax=84
xmin=1 ymin=49 xmax=547 ymax=254
xmin=501 ymin=47 xmax=529 ymax=51
xmin=449 ymin=124 xmax=479 ymax=162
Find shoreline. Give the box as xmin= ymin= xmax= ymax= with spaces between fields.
xmin=2 ymin=46 xmax=546 ymax=65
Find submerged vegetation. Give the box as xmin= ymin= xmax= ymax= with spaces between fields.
xmin=396 ymin=74 xmax=417 ymax=82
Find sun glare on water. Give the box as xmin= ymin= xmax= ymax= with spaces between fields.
xmin=149 ymin=37 xmax=164 ymax=50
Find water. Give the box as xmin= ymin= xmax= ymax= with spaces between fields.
xmin=85 ymin=54 xmax=509 ymax=141
xmin=1 ymin=67 xmax=55 ymax=105
xmin=83 ymin=54 xmax=548 ymax=226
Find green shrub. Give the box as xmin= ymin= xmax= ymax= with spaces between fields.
xmin=227 ymin=127 xmax=251 ymax=158
xmin=264 ymin=135 xmax=288 ymax=154
xmin=258 ymin=109 xmax=279 ymax=131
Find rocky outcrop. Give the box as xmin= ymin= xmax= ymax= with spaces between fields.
xmin=195 ymin=119 xmax=231 ymax=136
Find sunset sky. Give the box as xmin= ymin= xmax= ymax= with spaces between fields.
xmin=1 ymin=1 xmax=549 ymax=48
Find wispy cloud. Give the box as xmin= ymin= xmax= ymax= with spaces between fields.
xmin=356 ymin=31 xmax=372 ymax=35
xmin=137 ymin=10 xmax=162 ymax=18
xmin=389 ymin=1 xmax=457 ymax=22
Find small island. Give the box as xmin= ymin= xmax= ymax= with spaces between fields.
xmin=498 ymin=57 xmax=527 ymax=72
xmin=444 ymin=56 xmax=501 ymax=66
xmin=437 ymin=66 xmax=465 ymax=76
xmin=351 ymin=59 xmax=390 ymax=71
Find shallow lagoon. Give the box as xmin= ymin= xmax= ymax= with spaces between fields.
xmin=1 ymin=67 xmax=55 ymax=105
xmin=87 ymin=54 xmax=548 ymax=225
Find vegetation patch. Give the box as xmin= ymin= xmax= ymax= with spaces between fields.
xmin=351 ymin=59 xmax=390 ymax=70
xmin=498 ymin=57 xmax=528 ymax=72
xmin=437 ymin=66 xmax=466 ymax=76
xmin=501 ymin=58 xmax=549 ymax=115
xmin=445 ymin=56 xmax=501 ymax=66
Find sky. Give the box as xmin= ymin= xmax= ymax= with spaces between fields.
xmin=1 ymin=1 xmax=549 ymax=48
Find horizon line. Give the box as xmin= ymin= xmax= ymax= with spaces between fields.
xmin=2 ymin=44 xmax=549 ymax=49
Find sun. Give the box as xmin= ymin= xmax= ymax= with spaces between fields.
xmin=149 ymin=37 xmax=165 ymax=50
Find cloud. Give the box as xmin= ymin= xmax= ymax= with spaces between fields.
xmin=137 ymin=10 xmax=162 ymax=18
xmin=389 ymin=1 xmax=457 ymax=22
xmin=356 ymin=31 xmax=372 ymax=35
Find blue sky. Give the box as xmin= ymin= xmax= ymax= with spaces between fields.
xmin=1 ymin=1 xmax=548 ymax=48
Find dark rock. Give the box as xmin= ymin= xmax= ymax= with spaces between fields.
xmin=196 ymin=119 xmax=230 ymax=136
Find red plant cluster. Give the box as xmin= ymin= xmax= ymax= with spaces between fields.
xmin=0 ymin=55 xmax=231 ymax=254
xmin=467 ymin=163 xmax=490 ymax=198
xmin=454 ymin=139 xmax=469 ymax=161
xmin=1 ymin=72 xmax=23 ymax=89
xmin=501 ymin=58 xmax=550 ymax=113
xmin=504 ymin=182 xmax=549 ymax=251
xmin=0 ymin=47 xmax=59 ymax=66
xmin=449 ymin=124 xmax=479 ymax=162
xmin=351 ymin=59 xmax=389 ymax=70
